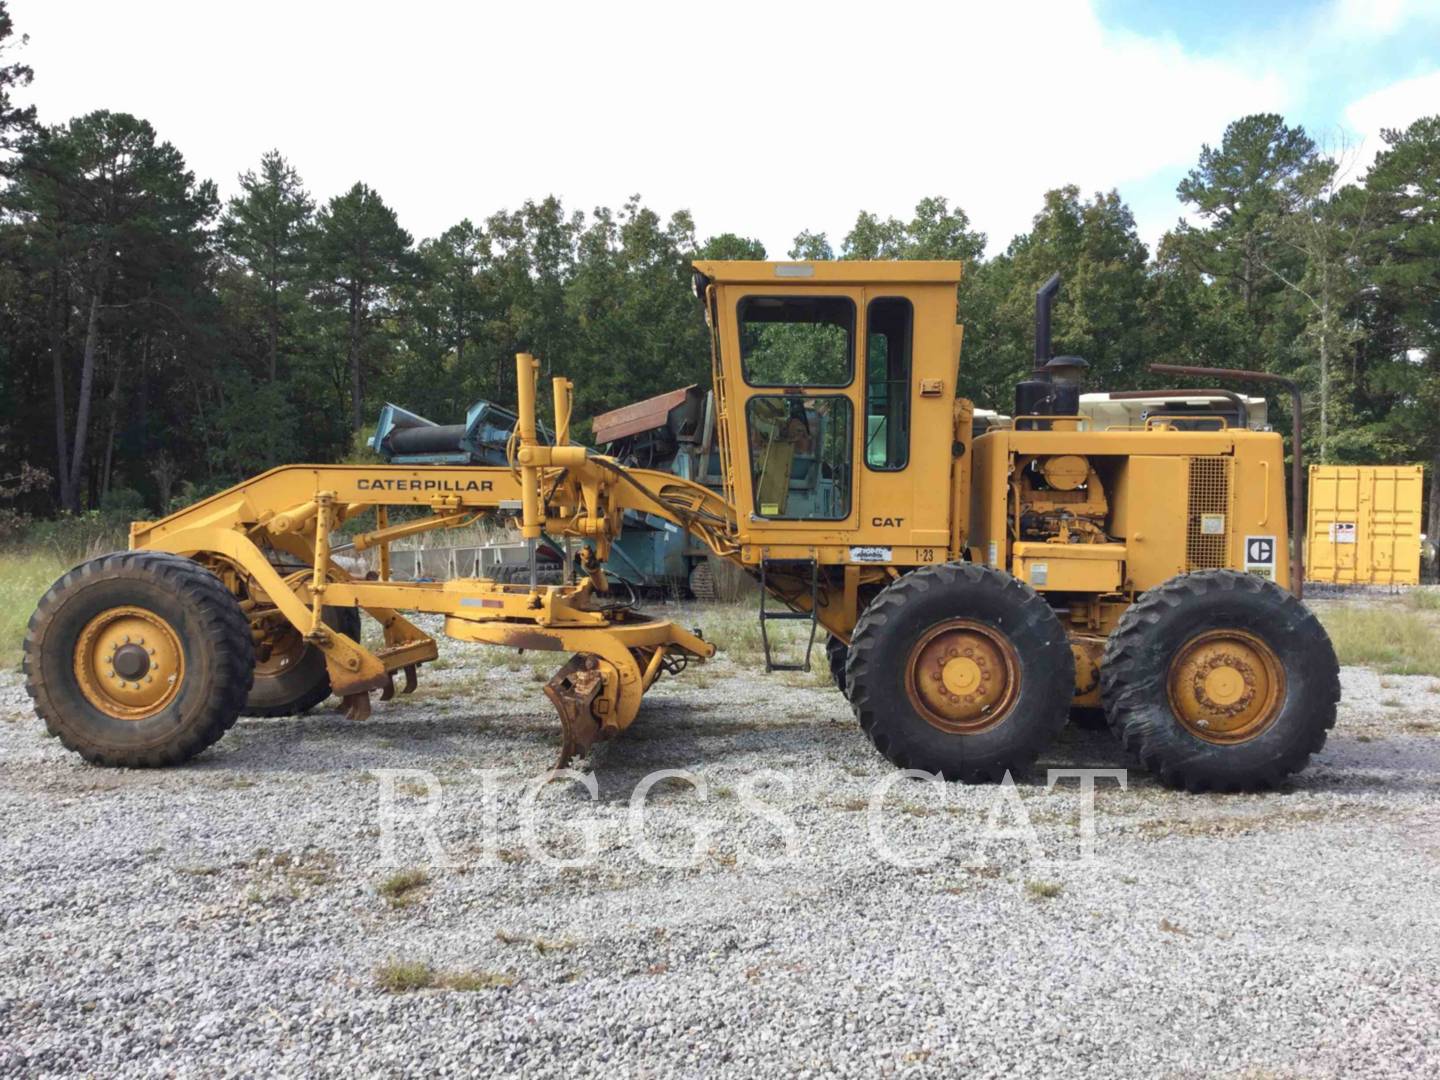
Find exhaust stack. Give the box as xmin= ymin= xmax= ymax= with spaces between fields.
xmin=1016 ymin=273 xmax=1086 ymax=420
xmin=1034 ymin=272 xmax=1061 ymax=372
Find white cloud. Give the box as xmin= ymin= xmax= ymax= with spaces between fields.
xmin=1342 ymin=69 xmax=1440 ymax=169
xmin=10 ymin=0 xmax=1288 ymax=258
xmin=1328 ymin=0 xmax=1440 ymax=38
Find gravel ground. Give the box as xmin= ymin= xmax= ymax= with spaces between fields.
xmin=1 ymin=604 xmax=1438 ymax=1078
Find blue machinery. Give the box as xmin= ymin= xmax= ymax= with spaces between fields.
xmin=370 ymin=401 xmax=548 ymax=466
xmin=369 ymin=388 xmax=722 ymax=596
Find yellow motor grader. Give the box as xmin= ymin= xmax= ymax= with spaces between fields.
xmin=23 ymin=260 xmax=1340 ymax=790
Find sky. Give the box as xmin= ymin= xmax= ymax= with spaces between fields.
xmin=9 ymin=0 xmax=1440 ymax=258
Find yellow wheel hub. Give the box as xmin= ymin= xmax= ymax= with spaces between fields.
xmin=907 ymin=620 xmax=1020 ymax=734
xmin=1167 ymin=629 xmax=1284 ymax=744
xmin=254 ymin=624 xmax=307 ymax=678
xmin=942 ymin=656 xmax=983 ymax=696
xmin=74 ymin=606 xmax=185 ymax=720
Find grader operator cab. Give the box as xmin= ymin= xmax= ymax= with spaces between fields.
xmin=24 ymin=260 xmax=1340 ymax=791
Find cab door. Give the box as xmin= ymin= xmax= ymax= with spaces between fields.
xmin=715 ymin=285 xmax=865 ymax=542
xmin=855 ymin=285 xmax=956 ymax=557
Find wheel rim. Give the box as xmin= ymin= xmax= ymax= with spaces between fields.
xmin=905 ymin=619 xmax=1021 ymax=734
xmin=1166 ymin=629 xmax=1285 ymax=744
xmin=254 ymin=624 xmax=308 ymax=679
xmin=73 ymin=606 xmax=185 ymax=720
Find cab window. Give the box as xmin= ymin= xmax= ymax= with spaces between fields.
xmin=738 ymin=296 xmax=854 ymax=387
xmin=746 ymin=395 xmax=852 ymax=520
xmin=865 ymin=297 xmax=912 ymax=470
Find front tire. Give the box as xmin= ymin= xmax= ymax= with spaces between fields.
xmin=846 ymin=563 xmax=1074 ymax=782
xmin=243 ymin=605 xmax=361 ymax=717
xmin=1101 ymin=570 xmax=1340 ymax=792
xmin=23 ymin=551 xmax=255 ymax=767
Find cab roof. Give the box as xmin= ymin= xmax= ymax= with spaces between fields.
xmin=691 ymin=260 xmax=963 ymax=286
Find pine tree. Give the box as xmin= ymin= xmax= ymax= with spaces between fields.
xmin=219 ymin=151 xmax=315 ymax=382
xmin=311 ymin=183 xmax=413 ymax=431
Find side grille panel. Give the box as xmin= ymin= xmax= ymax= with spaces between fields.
xmin=1186 ymin=456 xmax=1231 ymax=570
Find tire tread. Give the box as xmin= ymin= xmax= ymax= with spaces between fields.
xmin=23 ymin=551 xmax=255 ymax=767
xmin=1100 ymin=569 xmax=1340 ymax=792
xmin=847 ymin=563 xmax=1073 ymax=783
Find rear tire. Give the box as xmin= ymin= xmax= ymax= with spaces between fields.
xmin=23 ymin=551 xmax=255 ymax=767
xmin=846 ymin=563 xmax=1074 ymax=782
xmin=243 ymin=606 xmax=361 ymax=717
xmin=1101 ymin=570 xmax=1340 ymax=792
xmin=688 ymin=560 xmax=717 ymax=601
xmin=826 ymin=636 xmax=850 ymax=699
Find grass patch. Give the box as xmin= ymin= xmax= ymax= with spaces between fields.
xmin=280 ymin=851 xmax=338 ymax=887
xmin=375 ymin=959 xmax=435 ymax=992
xmin=378 ymin=867 xmax=431 ymax=906
xmin=1025 ymin=880 xmax=1063 ymax=900
xmin=699 ymin=601 xmax=818 ymax=670
xmin=1132 ymin=802 xmax=1376 ymax=838
xmin=243 ymin=848 xmax=337 ymax=903
xmin=1317 ymin=603 xmax=1440 ymax=676
xmin=0 ymin=549 xmax=72 ymax=668
xmin=443 ymin=969 xmax=517 ymax=991
xmin=779 ymin=666 xmax=836 ymax=690
xmin=374 ymin=959 xmax=515 ymax=993
xmin=504 ymin=650 xmax=560 ymax=678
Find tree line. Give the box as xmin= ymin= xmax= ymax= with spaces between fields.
xmin=0 ymin=3 xmax=1435 ymax=536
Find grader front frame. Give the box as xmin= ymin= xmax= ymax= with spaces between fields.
xmin=88 ymin=355 xmax=729 ymax=765
xmin=24 ymin=259 xmax=1341 ymax=791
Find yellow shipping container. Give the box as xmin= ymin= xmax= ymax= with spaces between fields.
xmin=1306 ymin=465 xmax=1424 ymax=585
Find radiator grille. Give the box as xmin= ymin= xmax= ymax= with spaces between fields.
xmin=1186 ymin=456 xmax=1231 ymax=570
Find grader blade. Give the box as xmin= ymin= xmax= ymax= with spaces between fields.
xmin=544 ymin=654 xmax=607 ymax=769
